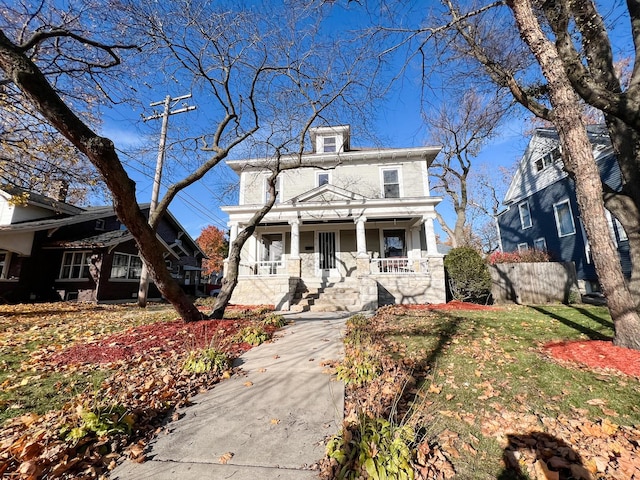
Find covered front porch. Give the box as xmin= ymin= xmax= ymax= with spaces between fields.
xmin=222 ymin=185 xmax=446 ymax=310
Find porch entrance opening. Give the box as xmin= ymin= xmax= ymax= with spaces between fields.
xmin=318 ymin=231 xmax=338 ymax=277
xmin=260 ymin=233 xmax=283 ymax=274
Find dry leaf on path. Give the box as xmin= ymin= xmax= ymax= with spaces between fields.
xmin=219 ymin=452 xmax=234 ymax=464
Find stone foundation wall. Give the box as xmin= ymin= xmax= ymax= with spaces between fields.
xmin=230 ymin=277 xmax=299 ymax=310
xmin=373 ymin=256 xmax=446 ymax=305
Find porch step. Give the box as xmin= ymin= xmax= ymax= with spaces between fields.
xmin=290 ymin=278 xmax=362 ymax=312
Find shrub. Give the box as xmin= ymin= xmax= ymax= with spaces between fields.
xmin=444 ymin=247 xmax=491 ymax=303
xmin=183 ymin=348 xmax=230 ymax=374
xmin=262 ymin=313 xmax=287 ymax=328
xmin=61 ymin=404 xmax=134 ymax=442
xmin=234 ymin=326 xmax=270 ymax=346
xmin=489 ymin=249 xmax=551 ymax=264
xmin=326 ymin=415 xmax=415 ymax=480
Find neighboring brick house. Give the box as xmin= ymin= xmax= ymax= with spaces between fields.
xmin=221 ymin=125 xmax=446 ymax=311
xmin=0 ymin=187 xmax=204 ymax=303
xmin=496 ymin=126 xmax=631 ymax=293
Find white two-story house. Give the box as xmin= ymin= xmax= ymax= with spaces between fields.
xmin=221 ymin=125 xmax=446 ymax=311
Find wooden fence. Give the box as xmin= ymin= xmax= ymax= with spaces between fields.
xmin=489 ymin=262 xmax=579 ymax=304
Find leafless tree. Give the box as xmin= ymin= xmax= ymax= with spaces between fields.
xmin=0 ymin=0 xmax=380 ymax=321
xmin=430 ymin=0 xmax=640 ymax=348
xmin=427 ymin=89 xmax=505 ymax=250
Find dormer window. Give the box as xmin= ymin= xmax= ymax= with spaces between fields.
xmin=535 ymin=147 xmax=561 ymax=172
xmin=323 ymin=136 xmax=336 ymax=153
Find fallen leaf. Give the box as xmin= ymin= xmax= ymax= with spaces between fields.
xmin=428 ymin=384 xmax=442 ymax=394
xmin=244 ymin=381 xmax=253 ymax=387
xmin=270 ymin=418 xmax=280 ymax=424
xmin=219 ymin=452 xmax=234 ymax=464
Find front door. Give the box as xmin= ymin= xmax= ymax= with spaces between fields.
xmin=317 ymin=231 xmax=339 ymax=277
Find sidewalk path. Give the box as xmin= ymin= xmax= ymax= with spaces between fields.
xmin=111 ymin=312 xmax=349 ymax=479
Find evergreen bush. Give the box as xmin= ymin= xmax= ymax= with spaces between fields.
xmin=444 ymin=247 xmax=492 ymax=303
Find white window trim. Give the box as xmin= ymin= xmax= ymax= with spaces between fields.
xmin=518 ymin=201 xmax=532 ymax=230
xmin=263 ymin=174 xmax=282 ymax=204
xmin=379 ymin=228 xmax=408 ymax=258
xmin=110 ymin=252 xmax=143 ymax=282
xmin=322 ymin=136 xmax=337 ymax=153
xmin=0 ymin=251 xmax=15 ymax=281
xmin=517 ymin=242 xmax=529 ymax=253
xmin=553 ymin=199 xmax=576 ymax=237
xmin=533 ymin=237 xmax=547 ymax=251
xmin=316 ymin=171 xmax=331 ymax=187
xmin=58 ymin=251 xmax=92 ymax=280
xmin=379 ymin=166 xmax=403 ymax=199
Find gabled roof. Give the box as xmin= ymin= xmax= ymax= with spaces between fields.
xmin=503 ymin=126 xmax=614 ymax=206
xmin=286 ymin=184 xmax=368 ymax=204
xmin=43 ymin=230 xmax=132 ymax=249
xmin=0 ymin=206 xmax=115 ymax=232
xmin=0 ymin=185 xmax=83 ymax=216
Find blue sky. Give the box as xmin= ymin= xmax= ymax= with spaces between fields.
xmin=94 ymin=0 xmax=626 ymax=243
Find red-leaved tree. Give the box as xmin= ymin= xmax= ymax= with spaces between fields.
xmin=197 ymin=226 xmax=228 ymax=277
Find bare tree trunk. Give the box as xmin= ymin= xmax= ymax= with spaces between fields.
xmin=507 ymin=0 xmax=640 ymax=349
xmin=0 ymin=31 xmax=204 ymax=322
xmin=209 ymin=174 xmax=279 ymax=319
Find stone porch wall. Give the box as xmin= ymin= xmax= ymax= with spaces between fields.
xmin=372 ymin=256 xmax=446 ymax=305
xmin=230 ymin=276 xmax=299 ymax=310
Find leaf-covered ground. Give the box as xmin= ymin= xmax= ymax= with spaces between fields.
xmin=0 ymin=302 xmax=278 ymax=479
xmin=328 ymin=303 xmax=640 ymax=480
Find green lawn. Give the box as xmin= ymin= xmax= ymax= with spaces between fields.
xmin=333 ymin=304 xmax=640 ymax=479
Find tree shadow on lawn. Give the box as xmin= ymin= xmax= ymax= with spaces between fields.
xmin=497 ymin=431 xmax=588 ymax=480
xmin=531 ymin=306 xmax=612 ymax=341
xmin=376 ymin=311 xmax=465 ymax=374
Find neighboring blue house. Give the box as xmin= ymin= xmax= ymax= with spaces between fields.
xmin=496 ymin=126 xmax=631 ymax=294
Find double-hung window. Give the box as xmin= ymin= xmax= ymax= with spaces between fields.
xmin=110 ymin=252 xmax=143 ymax=280
xmin=381 ymin=168 xmax=400 ymax=198
xmin=518 ymin=201 xmax=532 ymax=229
xmin=264 ymin=176 xmax=281 ymax=204
xmin=59 ymin=251 xmax=91 ymax=279
xmin=533 ymin=237 xmax=547 ymax=251
xmin=553 ymin=199 xmax=576 ymax=237
xmin=323 ymin=136 xmax=337 ymax=153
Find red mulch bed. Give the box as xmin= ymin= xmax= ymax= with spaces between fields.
xmin=544 ymin=340 xmax=640 ymax=378
xmin=49 ymin=319 xmax=255 ymax=366
xmin=405 ymin=300 xmax=497 ymax=311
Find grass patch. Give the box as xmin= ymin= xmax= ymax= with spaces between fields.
xmin=333 ymin=304 xmax=640 ymax=479
xmin=0 ymin=303 xmax=177 ymax=424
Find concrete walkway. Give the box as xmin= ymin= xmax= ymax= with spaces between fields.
xmin=111 ymin=312 xmax=349 ymax=480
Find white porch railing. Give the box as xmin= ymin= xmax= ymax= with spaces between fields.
xmin=239 ymin=260 xmax=286 ymax=276
xmin=369 ymin=257 xmax=430 ymax=275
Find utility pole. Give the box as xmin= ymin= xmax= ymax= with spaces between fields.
xmin=138 ymin=93 xmax=196 ymax=307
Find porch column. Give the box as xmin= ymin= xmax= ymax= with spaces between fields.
xmin=229 ymin=222 xmax=239 ymax=248
xmin=355 ymin=216 xmax=370 ymax=276
xmin=224 ymin=222 xmax=240 ymax=277
xmin=288 ymin=219 xmax=301 ymax=277
xmin=289 ymin=219 xmax=300 ymax=258
xmin=423 ymin=216 xmax=438 ymax=255
xmin=355 ymin=216 xmax=368 ymax=257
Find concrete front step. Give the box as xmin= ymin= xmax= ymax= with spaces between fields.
xmin=290 ymin=279 xmax=363 ymax=312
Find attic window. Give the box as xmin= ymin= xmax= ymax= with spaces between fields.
xmin=317 ymin=172 xmax=330 ymax=186
xmin=535 ymin=147 xmax=561 ymax=172
xmin=323 ymin=136 xmax=337 ymax=153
